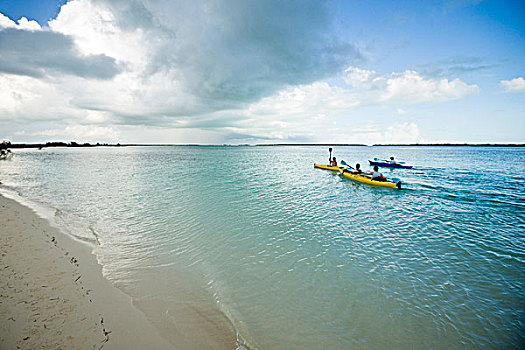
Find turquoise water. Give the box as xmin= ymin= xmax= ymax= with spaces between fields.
xmin=0 ymin=146 xmax=524 ymax=349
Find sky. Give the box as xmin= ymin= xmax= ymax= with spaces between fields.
xmin=0 ymin=0 xmax=524 ymax=145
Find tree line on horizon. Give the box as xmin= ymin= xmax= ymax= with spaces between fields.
xmin=0 ymin=141 xmax=122 ymax=149
xmin=1 ymin=141 xmax=523 ymax=149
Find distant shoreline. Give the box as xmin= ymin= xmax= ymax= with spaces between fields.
xmin=259 ymin=143 xmax=525 ymax=147
xmin=2 ymin=142 xmax=525 ymax=149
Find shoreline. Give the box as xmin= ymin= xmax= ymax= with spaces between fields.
xmin=0 ymin=188 xmax=243 ymax=350
xmin=0 ymin=193 xmax=174 ymax=349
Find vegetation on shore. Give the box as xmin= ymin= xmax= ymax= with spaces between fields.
xmin=0 ymin=141 xmax=122 ymax=149
xmin=1 ymin=141 xmax=523 ymax=149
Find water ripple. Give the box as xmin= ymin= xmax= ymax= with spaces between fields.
xmin=1 ymin=146 xmax=524 ymax=349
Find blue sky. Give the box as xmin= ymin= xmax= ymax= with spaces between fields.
xmin=0 ymin=0 xmax=523 ymax=144
xmin=0 ymin=0 xmax=68 ymax=24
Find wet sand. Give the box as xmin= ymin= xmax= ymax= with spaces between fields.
xmin=0 ymin=194 xmax=174 ymax=349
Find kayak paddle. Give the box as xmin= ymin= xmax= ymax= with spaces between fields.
xmin=340 ymin=160 xmax=354 ymax=170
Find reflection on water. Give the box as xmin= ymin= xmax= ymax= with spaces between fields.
xmin=1 ymin=146 xmax=524 ymax=349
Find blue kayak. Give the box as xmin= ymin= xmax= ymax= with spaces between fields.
xmin=368 ymin=160 xmax=413 ymax=169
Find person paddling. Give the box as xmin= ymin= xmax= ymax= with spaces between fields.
xmin=367 ymin=165 xmax=387 ymax=181
xmin=340 ymin=160 xmax=361 ymax=174
xmin=328 ymin=147 xmax=338 ymax=166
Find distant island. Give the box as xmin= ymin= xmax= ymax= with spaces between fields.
xmin=1 ymin=141 xmax=524 ymax=149
xmin=1 ymin=141 xmax=123 ymax=149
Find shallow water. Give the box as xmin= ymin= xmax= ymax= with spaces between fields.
xmin=1 ymin=146 xmax=524 ymax=349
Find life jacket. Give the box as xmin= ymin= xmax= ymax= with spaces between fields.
xmin=371 ymin=171 xmax=386 ymax=181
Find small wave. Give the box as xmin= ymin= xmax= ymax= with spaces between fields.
xmin=0 ymin=186 xmax=99 ymax=246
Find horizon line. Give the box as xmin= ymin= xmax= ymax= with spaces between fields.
xmin=2 ymin=141 xmax=525 ymax=148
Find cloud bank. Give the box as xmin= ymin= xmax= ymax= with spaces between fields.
xmin=47 ymin=0 xmax=362 ymax=112
xmin=0 ymin=28 xmax=121 ymax=79
xmin=343 ymin=67 xmax=479 ymax=105
xmin=246 ymin=67 xmax=479 ymax=119
xmin=0 ymin=0 xmax=499 ymax=144
xmin=0 ymin=0 xmax=364 ymax=142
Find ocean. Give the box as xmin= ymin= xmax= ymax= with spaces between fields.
xmin=0 ymin=145 xmax=523 ymax=349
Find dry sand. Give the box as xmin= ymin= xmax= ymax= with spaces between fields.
xmin=0 ymin=194 xmax=175 ymax=349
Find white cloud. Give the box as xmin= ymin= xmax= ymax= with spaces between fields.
xmin=344 ymin=66 xmax=375 ymax=85
xmin=232 ymin=66 xmax=476 ymax=142
xmin=247 ymin=67 xmax=479 ymax=126
xmin=16 ymin=17 xmax=42 ymax=31
xmin=349 ymin=122 xmax=421 ymax=145
xmin=343 ymin=67 xmax=479 ymax=104
xmin=247 ymin=82 xmax=357 ymax=118
xmin=0 ymin=13 xmax=15 ymax=28
xmin=384 ymin=122 xmax=421 ymax=143
xmin=33 ymin=125 xmax=120 ymax=143
xmin=48 ymin=0 xmax=148 ymax=71
xmin=0 ymin=13 xmax=41 ymax=30
xmin=0 ymin=74 xmax=71 ymax=118
xmin=381 ymin=71 xmax=478 ymax=103
xmin=500 ymin=77 xmax=525 ymax=93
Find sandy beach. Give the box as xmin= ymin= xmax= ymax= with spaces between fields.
xmin=0 ymin=194 xmax=175 ymax=349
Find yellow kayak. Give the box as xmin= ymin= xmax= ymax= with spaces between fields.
xmin=314 ymin=163 xmax=400 ymax=189
xmin=339 ymin=169 xmax=399 ymax=188
xmin=313 ymin=163 xmax=342 ymax=171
